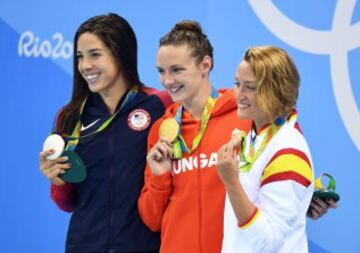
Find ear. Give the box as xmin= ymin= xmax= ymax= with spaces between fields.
xmin=200 ymin=55 xmax=212 ymax=74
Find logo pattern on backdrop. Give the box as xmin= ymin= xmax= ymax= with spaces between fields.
xmin=249 ymin=0 xmax=360 ymax=151
xmin=18 ymin=31 xmax=73 ymax=59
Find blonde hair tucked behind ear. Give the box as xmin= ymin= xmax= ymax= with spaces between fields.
xmin=244 ymin=46 xmax=300 ymax=121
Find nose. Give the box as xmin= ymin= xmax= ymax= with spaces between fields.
xmin=160 ymin=72 xmax=175 ymax=86
xmin=78 ymin=57 xmax=93 ymax=72
xmin=234 ymin=84 xmax=246 ymax=100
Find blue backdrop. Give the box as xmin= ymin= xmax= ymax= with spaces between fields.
xmin=1 ymin=1 xmax=359 ymax=252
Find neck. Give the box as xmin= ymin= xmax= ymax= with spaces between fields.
xmin=253 ymin=117 xmax=269 ymax=134
xmin=99 ymin=82 xmax=128 ymax=114
xmin=183 ymin=82 xmax=212 ymax=121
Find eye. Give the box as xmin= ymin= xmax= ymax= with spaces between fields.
xmin=171 ymin=66 xmax=184 ymax=74
xmin=245 ymin=84 xmax=257 ymax=91
xmin=234 ymin=81 xmax=240 ymax=88
xmin=90 ymin=52 xmax=101 ymax=58
xmin=157 ymin=68 xmax=164 ymax=75
xmin=76 ymin=54 xmax=83 ymax=60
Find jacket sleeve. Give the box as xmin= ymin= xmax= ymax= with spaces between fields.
xmin=48 ymin=108 xmax=77 ymax=212
xmin=51 ymin=183 xmax=76 ymax=212
xmin=138 ymin=119 xmax=173 ymax=232
xmin=238 ymin=148 xmax=314 ymax=252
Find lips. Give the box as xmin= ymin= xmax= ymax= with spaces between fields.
xmin=84 ymin=73 xmax=100 ymax=85
xmin=167 ymin=84 xmax=184 ymax=95
xmin=237 ymin=102 xmax=250 ymax=109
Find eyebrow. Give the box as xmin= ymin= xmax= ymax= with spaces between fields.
xmin=234 ymin=77 xmax=257 ymax=84
xmin=156 ymin=64 xmax=184 ymax=70
xmin=243 ymin=80 xmax=257 ymax=84
xmin=76 ymin=48 xmax=102 ymax=54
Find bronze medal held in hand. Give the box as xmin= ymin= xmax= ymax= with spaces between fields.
xmin=159 ymin=118 xmax=180 ymax=142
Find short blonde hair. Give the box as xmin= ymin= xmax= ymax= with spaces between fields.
xmin=244 ymin=46 xmax=300 ymax=122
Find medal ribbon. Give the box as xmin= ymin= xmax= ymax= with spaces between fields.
xmin=64 ymin=86 xmax=138 ymax=151
xmin=239 ymin=114 xmax=290 ymax=172
xmin=172 ymin=88 xmax=219 ymax=159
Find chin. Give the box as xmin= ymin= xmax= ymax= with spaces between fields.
xmin=236 ymin=109 xmax=250 ymax=120
xmin=88 ymin=84 xmax=102 ymax=93
xmin=168 ymin=94 xmax=183 ymax=104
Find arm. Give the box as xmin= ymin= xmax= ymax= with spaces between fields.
xmin=216 ymin=141 xmax=257 ymax=226
xmin=39 ymin=149 xmax=76 ymax=212
xmin=138 ymin=121 xmax=173 ymax=232
xmin=51 ymin=183 xmax=76 ymax=212
xmin=217 ymin=141 xmax=313 ymax=252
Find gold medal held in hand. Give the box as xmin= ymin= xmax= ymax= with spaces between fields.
xmin=159 ymin=118 xmax=179 ymax=142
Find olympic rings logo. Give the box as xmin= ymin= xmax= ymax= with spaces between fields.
xmin=249 ymin=0 xmax=360 ymax=151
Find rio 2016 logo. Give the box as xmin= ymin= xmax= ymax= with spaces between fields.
xmin=249 ymin=0 xmax=360 ymax=151
xmin=18 ymin=31 xmax=73 ymax=59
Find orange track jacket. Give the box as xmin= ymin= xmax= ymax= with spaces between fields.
xmin=138 ymin=89 xmax=251 ymax=253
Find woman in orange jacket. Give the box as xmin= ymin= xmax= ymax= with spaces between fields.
xmin=138 ymin=20 xmax=251 ymax=253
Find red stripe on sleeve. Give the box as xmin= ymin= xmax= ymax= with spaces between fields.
xmin=265 ymin=148 xmax=311 ymax=169
xmin=261 ymin=171 xmax=312 ymax=187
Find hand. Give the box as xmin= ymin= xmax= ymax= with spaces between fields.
xmin=307 ymin=196 xmax=338 ymax=220
xmin=216 ymin=140 xmax=239 ymax=184
xmin=146 ymin=137 xmax=172 ymax=175
xmin=39 ymin=149 xmax=71 ymax=185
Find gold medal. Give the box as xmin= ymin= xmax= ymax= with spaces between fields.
xmin=159 ymin=118 xmax=179 ymax=142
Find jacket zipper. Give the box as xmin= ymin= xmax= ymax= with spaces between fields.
xmin=197 ymin=121 xmax=203 ymax=253
xmin=108 ymin=125 xmax=115 ymax=250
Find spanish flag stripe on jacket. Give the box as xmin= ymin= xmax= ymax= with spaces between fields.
xmin=261 ymin=171 xmax=312 ymax=187
xmin=266 ymin=148 xmax=311 ymax=169
xmin=261 ymin=151 xmax=312 ymax=185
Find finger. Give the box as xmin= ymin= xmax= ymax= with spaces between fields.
xmin=54 ymin=155 xmax=69 ymax=163
xmin=40 ymin=151 xmax=59 ymax=171
xmin=39 ymin=149 xmax=55 ymax=162
xmin=326 ymin=199 xmax=339 ymax=208
xmin=225 ymin=142 xmax=234 ymax=156
xmin=52 ymin=177 xmax=66 ymax=186
xmin=217 ymin=145 xmax=228 ymax=160
xmin=46 ymin=167 xmax=66 ymax=181
xmin=159 ymin=136 xmax=172 ymax=146
xmin=148 ymin=149 xmax=164 ymax=161
xmin=308 ymin=207 xmax=320 ymax=220
xmin=44 ymin=163 xmax=71 ymax=176
xmin=310 ymin=200 xmax=325 ymax=214
xmin=156 ymin=142 xmax=172 ymax=157
xmin=232 ymin=149 xmax=239 ymax=161
xmin=312 ymin=196 xmax=328 ymax=209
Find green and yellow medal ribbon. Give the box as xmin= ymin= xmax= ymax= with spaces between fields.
xmin=64 ymin=86 xmax=138 ymax=151
xmin=239 ymin=115 xmax=289 ymax=172
xmin=172 ymin=88 xmax=219 ymax=159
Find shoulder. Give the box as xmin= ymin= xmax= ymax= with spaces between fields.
xmin=260 ymin=123 xmax=313 ymax=188
xmin=142 ymin=86 xmax=173 ymax=108
xmin=51 ymin=106 xmax=66 ymax=133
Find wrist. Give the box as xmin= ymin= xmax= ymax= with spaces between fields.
xmin=224 ymin=177 xmax=242 ymax=194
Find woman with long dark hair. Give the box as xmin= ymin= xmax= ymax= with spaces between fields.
xmin=39 ymin=13 xmax=170 ymax=253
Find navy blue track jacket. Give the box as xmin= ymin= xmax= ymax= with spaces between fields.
xmin=50 ymin=87 xmax=170 ymax=253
